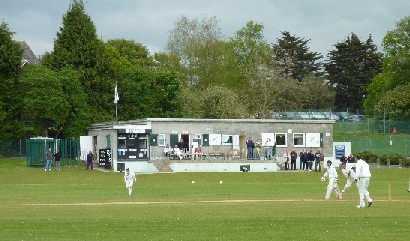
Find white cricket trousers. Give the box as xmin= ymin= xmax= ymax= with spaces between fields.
xmin=357 ymin=177 xmax=372 ymax=206
xmin=325 ymin=178 xmax=339 ymax=199
xmin=126 ymin=181 xmax=133 ymax=195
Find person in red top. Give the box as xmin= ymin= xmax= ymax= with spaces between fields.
xmin=194 ymin=145 xmax=203 ymax=160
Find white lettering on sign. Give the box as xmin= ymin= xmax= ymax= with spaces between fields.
xmin=126 ymin=129 xmax=145 ymax=133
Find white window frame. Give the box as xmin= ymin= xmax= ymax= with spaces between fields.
xmin=222 ymin=135 xmax=233 ymax=145
xmin=293 ymin=133 xmax=305 ymax=147
xmin=275 ymin=133 xmax=288 ymax=147
xmin=158 ymin=134 xmax=165 ymax=146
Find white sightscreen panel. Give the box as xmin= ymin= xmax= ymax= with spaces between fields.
xmin=209 ymin=134 xmax=221 ymax=146
xmin=306 ymin=133 xmax=321 ymax=147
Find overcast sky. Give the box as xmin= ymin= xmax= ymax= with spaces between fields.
xmin=1 ymin=0 xmax=409 ymax=59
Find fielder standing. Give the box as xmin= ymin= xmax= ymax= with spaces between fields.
xmin=354 ymin=155 xmax=373 ymax=208
xmin=321 ymin=160 xmax=342 ymax=200
xmin=124 ymin=168 xmax=136 ymax=196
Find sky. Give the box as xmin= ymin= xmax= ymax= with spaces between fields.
xmin=1 ymin=0 xmax=409 ymax=59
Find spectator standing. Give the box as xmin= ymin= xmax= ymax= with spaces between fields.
xmin=86 ymin=151 xmax=94 ymax=170
xmin=355 ymin=155 xmax=373 ymax=208
xmin=304 ymin=150 xmax=310 ymax=171
xmin=255 ymin=139 xmax=261 ymax=160
xmin=305 ymin=150 xmax=313 ymax=171
xmin=319 ymin=151 xmax=324 ymax=172
xmin=264 ymin=138 xmax=273 ymax=160
xmin=45 ymin=148 xmax=53 ymax=171
xmin=347 ymin=154 xmax=356 ymax=163
xmin=290 ymin=150 xmax=297 ymax=170
xmin=299 ymin=151 xmax=304 ymax=170
xmin=314 ymin=150 xmax=321 ymax=172
xmin=283 ymin=150 xmax=290 ymax=170
xmin=177 ymin=138 xmax=188 ymax=158
xmin=246 ymin=137 xmax=254 ymax=160
xmin=54 ymin=150 xmax=62 ymax=171
xmin=340 ymin=154 xmax=347 ymax=164
xmin=272 ymin=141 xmax=277 ymax=158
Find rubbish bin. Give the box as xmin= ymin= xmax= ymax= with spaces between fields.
xmin=117 ymin=163 xmax=125 ymax=172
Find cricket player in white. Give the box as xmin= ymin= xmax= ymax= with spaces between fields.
xmin=124 ymin=168 xmax=136 ymax=196
xmin=321 ymin=160 xmax=342 ymax=200
xmin=354 ymin=156 xmax=372 ymax=208
xmin=340 ymin=161 xmax=356 ymax=193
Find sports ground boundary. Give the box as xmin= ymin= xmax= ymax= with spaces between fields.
xmin=21 ymin=198 xmax=410 ymax=206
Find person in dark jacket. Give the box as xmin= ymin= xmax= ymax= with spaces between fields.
xmin=290 ymin=150 xmax=297 ymax=170
xmin=314 ymin=150 xmax=321 ymax=172
xmin=307 ymin=150 xmax=315 ymax=171
xmin=87 ymin=151 xmax=94 ymax=170
xmin=54 ymin=150 xmax=62 ymax=171
xmin=246 ymin=137 xmax=254 ymax=160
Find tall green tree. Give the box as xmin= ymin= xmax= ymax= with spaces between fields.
xmin=272 ymin=31 xmax=323 ymax=82
xmin=365 ymin=16 xmax=410 ymax=118
xmin=0 ymin=22 xmax=24 ymax=138
xmin=374 ymin=83 xmax=410 ymax=120
xmin=324 ymin=33 xmax=383 ymax=110
xmin=166 ymin=15 xmax=225 ymax=87
xmin=42 ymin=0 xmax=115 ymax=123
xmin=224 ymin=21 xmax=271 ymax=115
xmin=56 ymin=68 xmax=90 ymax=137
xmin=182 ymin=86 xmax=246 ymax=119
xmin=118 ymin=66 xmax=182 ymax=120
xmin=107 ymin=39 xmax=154 ymax=67
xmin=19 ymin=65 xmax=68 ymax=137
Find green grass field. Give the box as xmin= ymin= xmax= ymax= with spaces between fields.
xmin=1 ymin=158 xmax=409 ymax=241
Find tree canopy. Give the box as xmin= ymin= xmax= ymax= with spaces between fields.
xmin=42 ymin=0 xmax=115 ymax=124
xmin=365 ymin=16 xmax=410 ymax=119
xmin=1 ymin=5 xmax=409 ymax=139
xmin=324 ymin=33 xmax=382 ymax=110
xmin=0 ymin=22 xmax=24 ymax=138
xmin=272 ymin=31 xmax=323 ymax=82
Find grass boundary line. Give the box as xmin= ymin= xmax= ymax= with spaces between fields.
xmin=20 ymin=199 xmax=410 ymax=206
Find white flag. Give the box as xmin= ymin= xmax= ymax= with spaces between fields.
xmin=114 ymin=82 xmax=119 ymax=104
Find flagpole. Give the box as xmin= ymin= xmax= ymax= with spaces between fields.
xmin=114 ymin=81 xmax=119 ymax=121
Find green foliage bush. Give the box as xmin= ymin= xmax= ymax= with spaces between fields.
xmin=355 ymin=150 xmax=378 ymax=163
xmin=355 ymin=151 xmax=406 ymax=166
xmin=401 ymin=158 xmax=410 ymax=167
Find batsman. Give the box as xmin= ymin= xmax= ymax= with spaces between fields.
xmin=321 ymin=160 xmax=342 ymax=200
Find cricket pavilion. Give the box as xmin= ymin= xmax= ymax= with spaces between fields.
xmin=85 ymin=118 xmax=336 ymax=173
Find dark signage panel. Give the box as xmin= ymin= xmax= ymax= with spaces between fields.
xmin=118 ymin=133 xmax=148 ymax=161
xmin=99 ymin=148 xmax=112 ymax=168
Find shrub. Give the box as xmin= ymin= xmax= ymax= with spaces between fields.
xmin=389 ymin=153 xmax=405 ymax=165
xmin=355 ymin=151 xmax=378 ymax=163
xmin=402 ymin=158 xmax=410 ymax=167
xmin=355 ymin=151 xmax=405 ymax=166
